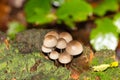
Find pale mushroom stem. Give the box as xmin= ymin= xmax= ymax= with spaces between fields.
xmin=60 ymin=49 xmax=63 ymax=53
xmin=46 ymin=53 xmax=49 ymax=56
xmin=64 ymin=64 xmax=67 ymax=68
xmin=44 ymin=53 xmax=50 ymax=60
xmin=54 ymin=60 xmax=59 ymax=67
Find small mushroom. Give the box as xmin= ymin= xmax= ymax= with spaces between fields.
xmin=59 ymin=32 xmax=73 ymax=43
xmin=43 ymin=35 xmax=57 ymax=48
xmin=58 ymin=51 xmax=72 ymax=64
xmin=41 ymin=45 xmax=53 ymax=53
xmin=49 ymin=51 xmax=60 ymax=60
xmin=66 ymin=40 xmax=83 ymax=56
xmin=45 ymin=31 xmax=59 ymax=39
xmin=56 ymin=38 xmax=67 ymax=50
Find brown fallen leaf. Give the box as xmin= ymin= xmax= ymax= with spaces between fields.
xmin=70 ymin=69 xmax=80 ymax=80
xmin=30 ymin=60 xmax=41 ymax=72
xmin=0 ymin=0 xmax=11 ymax=31
xmin=89 ymin=50 xmax=94 ymax=63
xmin=95 ymin=76 xmax=101 ymax=80
xmin=4 ymin=39 xmax=10 ymax=49
xmin=11 ymin=77 xmax=16 ymax=80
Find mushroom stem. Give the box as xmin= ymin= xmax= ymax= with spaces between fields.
xmin=60 ymin=49 xmax=62 ymax=53
xmin=64 ymin=64 xmax=67 ymax=68
xmin=54 ymin=60 xmax=59 ymax=67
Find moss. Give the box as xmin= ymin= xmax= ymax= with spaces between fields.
xmin=80 ymin=67 xmax=120 ymax=80
xmin=31 ymin=67 xmax=70 ymax=80
xmin=13 ymin=29 xmax=53 ymax=53
xmin=80 ymin=49 xmax=119 ymax=80
xmin=91 ymin=49 xmax=115 ymax=66
xmin=0 ymin=43 xmax=70 ymax=80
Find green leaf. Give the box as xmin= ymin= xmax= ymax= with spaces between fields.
xmin=56 ymin=0 xmax=92 ymax=29
xmin=90 ymin=18 xmax=118 ymax=51
xmin=7 ymin=21 xmax=26 ymax=39
xmin=24 ymin=0 xmax=55 ymax=24
xmin=113 ymin=13 xmax=120 ymax=33
xmin=93 ymin=0 xmax=119 ymax=16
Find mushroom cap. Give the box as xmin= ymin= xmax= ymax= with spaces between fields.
xmin=66 ymin=40 xmax=83 ymax=56
xmin=58 ymin=51 xmax=72 ymax=64
xmin=56 ymin=38 xmax=67 ymax=49
xmin=43 ymin=35 xmax=57 ymax=48
xmin=49 ymin=51 xmax=60 ymax=60
xmin=59 ymin=32 xmax=73 ymax=43
xmin=41 ymin=45 xmax=53 ymax=53
xmin=45 ymin=31 xmax=59 ymax=39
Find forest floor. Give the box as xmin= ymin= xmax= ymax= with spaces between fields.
xmin=0 ymin=29 xmax=120 ymax=80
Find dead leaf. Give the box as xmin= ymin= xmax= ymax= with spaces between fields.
xmin=30 ymin=60 xmax=41 ymax=72
xmin=89 ymin=50 xmax=94 ymax=63
xmin=0 ymin=0 xmax=11 ymax=31
xmin=70 ymin=69 xmax=80 ymax=80
xmin=4 ymin=39 xmax=10 ymax=49
xmin=95 ymin=76 xmax=101 ymax=80
xmin=11 ymin=77 xmax=16 ymax=80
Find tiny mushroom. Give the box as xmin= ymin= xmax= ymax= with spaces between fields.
xmin=45 ymin=31 xmax=59 ymax=39
xmin=43 ymin=35 xmax=57 ymax=48
xmin=66 ymin=40 xmax=83 ymax=56
xmin=49 ymin=51 xmax=60 ymax=60
xmin=58 ymin=51 xmax=72 ymax=64
xmin=56 ymin=38 xmax=67 ymax=50
xmin=59 ymin=32 xmax=73 ymax=43
xmin=41 ymin=45 xmax=53 ymax=53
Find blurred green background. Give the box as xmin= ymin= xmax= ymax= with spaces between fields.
xmin=0 ymin=0 xmax=120 ymax=51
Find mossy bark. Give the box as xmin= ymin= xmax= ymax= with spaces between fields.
xmin=13 ymin=29 xmax=53 ymax=53
xmin=0 ymin=29 xmax=119 ymax=80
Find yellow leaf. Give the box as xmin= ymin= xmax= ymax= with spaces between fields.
xmin=110 ymin=61 xmax=118 ymax=67
xmin=92 ymin=64 xmax=110 ymax=72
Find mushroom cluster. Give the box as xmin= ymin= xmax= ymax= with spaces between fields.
xmin=41 ymin=31 xmax=83 ymax=65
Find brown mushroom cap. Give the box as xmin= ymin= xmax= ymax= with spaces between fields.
xmin=58 ymin=51 xmax=72 ymax=64
xmin=49 ymin=51 xmax=60 ymax=60
xmin=41 ymin=45 xmax=53 ymax=53
xmin=59 ymin=32 xmax=73 ymax=43
xmin=45 ymin=31 xmax=59 ymax=39
xmin=66 ymin=40 xmax=83 ymax=56
xmin=56 ymin=38 xmax=67 ymax=49
xmin=43 ymin=35 xmax=57 ymax=48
